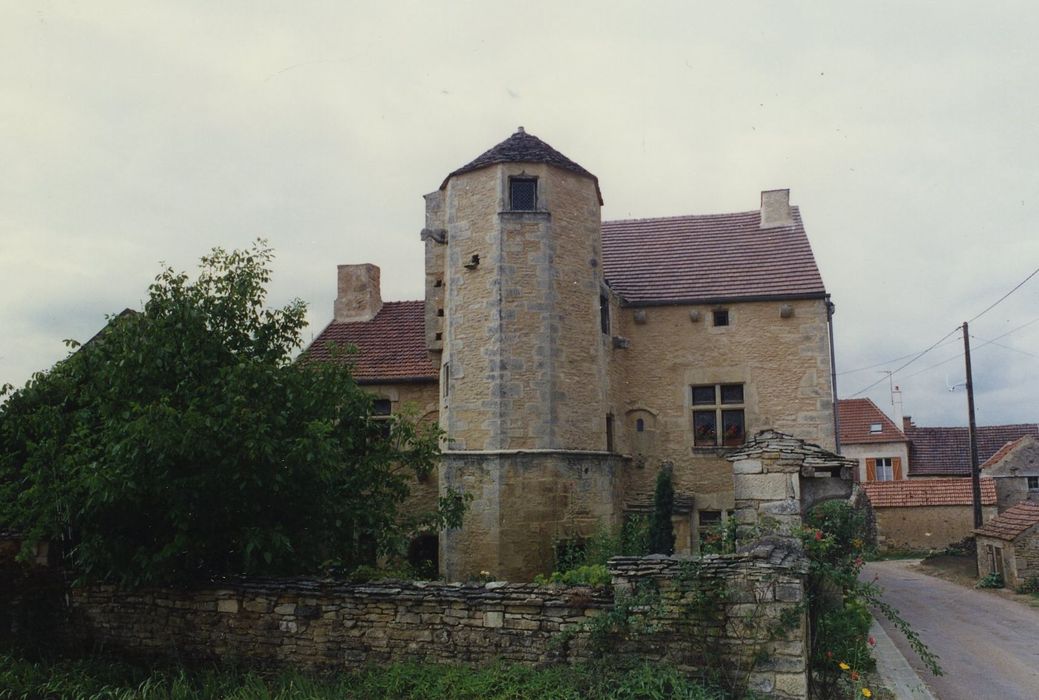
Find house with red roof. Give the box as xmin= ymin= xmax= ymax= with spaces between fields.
xmin=975 ymin=501 xmax=1039 ymax=589
xmin=306 ymin=128 xmax=840 ymax=580
xmin=837 ymin=398 xmax=908 ymax=483
xmin=901 ymin=417 xmax=1039 ymax=478
xmin=861 ymin=477 xmax=997 ymax=551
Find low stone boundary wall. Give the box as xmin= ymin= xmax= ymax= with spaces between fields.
xmin=68 ymin=541 xmax=809 ymax=699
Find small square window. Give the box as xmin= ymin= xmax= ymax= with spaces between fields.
xmin=869 ymin=423 xmax=883 ymax=433
xmin=1028 ymin=476 xmax=1039 ymax=491
xmin=692 ymin=386 xmax=716 ymax=405
xmin=720 ymin=384 xmax=743 ymax=404
xmin=510 ymin=178 xmax=537 ymax=210
xmin=373 ymin=399 xmax=392 ymax=416
xmin=713 ymin=309 xmax=729 ymax=327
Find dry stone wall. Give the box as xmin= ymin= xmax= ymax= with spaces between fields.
xmin=68 ymin=549 xmax=809 ymax=699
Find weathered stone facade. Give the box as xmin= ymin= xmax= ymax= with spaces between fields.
xmin=313 ymin=129 xmax=838 ymax=581
xmin=877 ymin=504 xmax=997 ymax=551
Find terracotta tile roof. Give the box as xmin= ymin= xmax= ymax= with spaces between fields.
xmin=905 ymin=422 xmax=1039 ymax=476
xmin=974 ymin=501 xmax=1039 ymax=541
xmin=441 ymin=128 xmax=602 ymax=204
xmin=837 ymin=399 xmax=906 ymax=445
xmin=304 ymin=301 xmax=437 ymax=383
xmin=981 ymin=436 xmax=1028 ymax=469
xmin=862 ymin=477 xmax=996 ymax=508
xmin=600 ymin=208 xmax=826 ymax=305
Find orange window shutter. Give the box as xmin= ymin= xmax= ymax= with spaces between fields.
xmin=892 ymin=457 xmax=903 ymax=480
xmin=865 ymin=458 xmax=877 ymax=482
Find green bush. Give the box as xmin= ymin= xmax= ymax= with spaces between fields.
xmin=534 ymin=564 xmax=611 ymax=588
xmin=977 ymin=571 xmax=1004 ymax=589
xmin=0 ymin=653 xmax=725 ymax=700
xmin=1017 ymin=575 xmax=1039 ymax=595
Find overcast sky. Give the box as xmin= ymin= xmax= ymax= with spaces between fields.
xmin=3 ymin=2 xmax=1037 ymax=429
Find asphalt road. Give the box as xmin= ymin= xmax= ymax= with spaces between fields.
xmin=864 ymin=560 xmax=1039 ymax=700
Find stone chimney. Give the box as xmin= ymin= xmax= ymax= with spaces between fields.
xmin=334 ymin=263 xmax=383 ymax=323
xmin=760 ymin=189 xmax=793 ymax=228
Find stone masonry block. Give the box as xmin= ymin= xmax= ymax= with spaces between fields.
xmin=217 ymin=599 xmax=239 ymax=614
xmin=733 ymin=459 xmax=763 ymax=474
xmin=484 ymin=611 xmax=504 ymax=628
xmin=734 ymin=473 xmax=794 ymax=501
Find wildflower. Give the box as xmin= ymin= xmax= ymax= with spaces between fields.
xmin=814 ymin=530 xmax=823 ymax=541
xmin=480 ymin=570 xmax=491 ymax=578
xmin=825 ymin=651 xmax=833 ymax=659
xmin=851 ymin=671 xmax=860 ymax=681
xmin=868 ymin=636 xmax=876 ymax=646
xmin=839 ymin=662 xmax=850 ymax=670
xmin=852 ymin=538 xmax=863 ymax=549
xmin=862 ymin=689 xmax=872 ymax=698
xmin=854 ymin=556 xmax=865 ymax=567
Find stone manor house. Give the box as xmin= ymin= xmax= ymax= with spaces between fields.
xmin=306 ymin=129 xmax=838 ymax=581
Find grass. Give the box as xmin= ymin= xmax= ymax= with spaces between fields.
xmin=0 ymin=652 xmax=726 ymax=700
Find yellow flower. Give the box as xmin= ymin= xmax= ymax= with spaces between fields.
xmin=862 ymin=689 xmax=872 ymax=698
xmin=839 ymin=662 xmax=850 ymax=670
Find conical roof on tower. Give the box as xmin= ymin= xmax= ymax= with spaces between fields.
xmin=440 ymin=127 xmax=603 ymax=204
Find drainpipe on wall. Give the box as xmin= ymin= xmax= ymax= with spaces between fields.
xmin=827 ymin=297 xmax=841 ymax=456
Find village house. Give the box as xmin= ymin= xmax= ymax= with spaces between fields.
xmin=981 ymin=435 xmax=1039 ymax=511
xmin=975 ymin=501 xmax=1039 ymax=589
xmin=837 ymin=398 xmax=909 ymax=483
xmin=306 ymin=128 xmax=838 ymax=581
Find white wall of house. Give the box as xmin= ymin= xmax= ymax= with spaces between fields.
xmin=841 ymin=441 xmax=910 ymax=482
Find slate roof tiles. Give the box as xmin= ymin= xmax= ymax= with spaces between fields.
xmin=974 ymin=501 xmax=1039 ymax=541
xmin=861 ymin=477 xmax=996 ymax=508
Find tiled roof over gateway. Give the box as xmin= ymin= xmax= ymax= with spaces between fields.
xmin=905 ymin=421 xmax=1039 ymax=476
xmin=862 ymin=477 xmax=996 ymax=508
xmin=975 ymin=501 xmax=1039 ymax=541
xmin=600 ymin=208 xmax=826 ymax=305
xmin=304 ymin=301 xmax=436 ymax=383
xmin=837 ymin=399 xmax=906 ymax=445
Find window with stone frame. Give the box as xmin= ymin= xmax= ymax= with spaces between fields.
xmin=698 ymin=510 xmax=723 ymax=547
xmin=372 ymin=398 xmax=392 ymax=438
xmin=1028 ymin=476 xmax=1039 ymax=491
xmin=692 ymin=383 xmax=745 ymax=447
xmin=509 ymin=177 xmax=537 ymax=211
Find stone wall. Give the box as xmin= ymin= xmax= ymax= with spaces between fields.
xmin=875 ymin=504 xmax=997 ymax=552
xmin=67 ymin=549 xmax=809 ymax=699
xmin=439 ymin=451 xmax=627 ymax=581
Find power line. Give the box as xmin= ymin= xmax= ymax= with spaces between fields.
xmin=974 ymin=337 xmax=1039 ymax=360
xmin=848 ymin=325 xmax=961 ymax=397
xmin=967 ymin=264 xmax=1039 ymax=324
xmin=836 ymin=337 xmax=961 ymax=376
xmin=887 ymin=317 xmax=1039 ymax=383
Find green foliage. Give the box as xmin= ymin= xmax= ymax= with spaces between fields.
xmin=1017 ymin=575 xmax=1039 ymax=595
xmin=803 ymin=500 xmax=941 ymax=698
xmin=0 ymin=653 xmax=725 ymax=700
xmin=648 ymin=467 xmax=675 ymax=555
xmin=553 ymin=517 xmax=650 ymax=575
xmin=0 ymin=242 xmax=465 ymax=585
xmin=534 ymin=564 xmax=611 ymax=588
xmin=976 ymin=571 xmax=1004 ymax=589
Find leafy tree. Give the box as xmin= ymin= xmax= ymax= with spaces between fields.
xmin=648 ymin=465 xmax=675 ymax=555
xmin=0 ymin=242 xmax=465 ymax=585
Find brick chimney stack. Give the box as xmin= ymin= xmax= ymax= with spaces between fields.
xmin=760 ymin=189 xmax=793 ymax=228
xmin=334 ymin=263 xmax=383 ymax=323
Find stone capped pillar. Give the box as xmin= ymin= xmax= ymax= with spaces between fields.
xmin=727 ymin=430 xmax=855 ymax=532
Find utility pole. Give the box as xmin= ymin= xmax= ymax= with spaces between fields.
xmin=963 ymin=321 xmax=983 ymax=528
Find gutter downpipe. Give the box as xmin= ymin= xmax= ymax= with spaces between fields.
xmin=827 ymin=296 xmax=841 ymax=456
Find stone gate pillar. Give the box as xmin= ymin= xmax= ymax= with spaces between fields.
xmin=727 ymin=430 xmax=855 ymax=532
